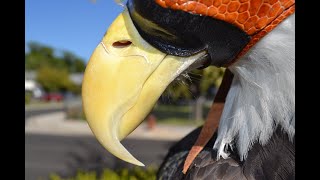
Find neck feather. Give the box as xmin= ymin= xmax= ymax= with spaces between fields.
xmin=213 ymin=14 xmax=295 ymax=161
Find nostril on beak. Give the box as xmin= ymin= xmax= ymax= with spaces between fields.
xmin=112 ymin=40 xmax=132 ymax=48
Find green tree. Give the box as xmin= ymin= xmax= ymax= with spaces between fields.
xmin=28 ymin=41 xmax=54 ymax=58
xmin=199 ymin=66 xmax=225 ymax=95
xmin=62 ymin=51 xmax=77 ymax=71
xmin=36 ymin=66 xmax=76 ymax=93
xmin=25 ymin=41 xmax=86 ymax=73
xmin=164 ymin=81 xmax=192 ymax=101
xmin=74 ymin=59 xmax=86 ymax=72
xmin=62 ymin=51 xmax=86 ymax=72
xmin=164 ymin=67 xmax=225 ymax=101
xmin=26 ymin=41 xmax=59 ymax=70
xmin=26 ymin=41 xmax=85 ymax=95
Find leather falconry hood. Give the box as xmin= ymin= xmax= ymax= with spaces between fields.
xmin=155 ymin=0 xmax=295 ymax=65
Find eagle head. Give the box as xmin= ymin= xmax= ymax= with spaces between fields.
xmin=82 ymin=0 xmax=295 ymax=166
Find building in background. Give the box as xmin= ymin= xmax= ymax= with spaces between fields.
xmin=25 ymin=71 xmax=84 ymax=98
xmin=25 ymin=71 xmax=44 ymax=98
xmin=69 ymin=73 xmax=83 ymax=86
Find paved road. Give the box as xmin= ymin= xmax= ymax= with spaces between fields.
xmin=25 ymin=108 xmax=65 ymax=122
xmin=25 ymin=133 xmax=176 ymax=180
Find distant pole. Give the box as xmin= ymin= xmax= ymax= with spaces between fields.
xmin=147 ymin=114 xmax=156 ymax=130
xmin=195 ymin=96 xmax=205 ymax=122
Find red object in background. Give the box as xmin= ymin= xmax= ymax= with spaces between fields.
xmin=147 ymin=114 xmax=157 ymax=130
xmin=42 ymin=93 xmax=64 ymax=102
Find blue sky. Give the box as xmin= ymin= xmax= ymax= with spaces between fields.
xmin=25 ymin=0 xmax=124 ymax=63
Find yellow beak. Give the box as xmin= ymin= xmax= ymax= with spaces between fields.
xmin=82 ymin=9 xmax=205 ymax=166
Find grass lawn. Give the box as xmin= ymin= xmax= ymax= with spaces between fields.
xmin=67 ymin=104 xmax=210 ymax=127
xmin=155 ymin=117 xmax=203 ymax=126
xmin=151 ymin=104 xmax=208 ymax=126
xmin=25 ymin=101 xmax=64 ymax=111
xmin=50 ymin=166 xmax=157 ymax=180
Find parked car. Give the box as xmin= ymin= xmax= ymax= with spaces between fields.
xmin=41 ymin=93 xmax=64 ymax=102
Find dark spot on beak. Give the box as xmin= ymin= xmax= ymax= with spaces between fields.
xmin=112 ymin=40 xmax=132 ymax=48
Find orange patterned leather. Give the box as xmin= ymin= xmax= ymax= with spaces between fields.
xmin=155 ymin=0 xmax=295 ymax=35
xmin=226 ymin=4 xmax=295 ymax=66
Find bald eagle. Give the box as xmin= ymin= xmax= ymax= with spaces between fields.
xmin=82 ymin=0 xmax=295 ymax=179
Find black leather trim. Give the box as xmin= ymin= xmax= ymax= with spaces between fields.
xmin=127 ymin=0 xmax=251 ymax=67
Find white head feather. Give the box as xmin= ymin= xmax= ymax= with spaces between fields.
xmin=213 ymin=13 xmax=295 ymax=160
